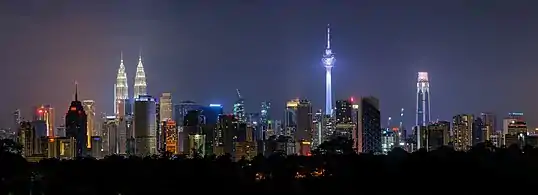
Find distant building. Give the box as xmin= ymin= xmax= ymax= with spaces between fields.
xmin=452 ymin=114 xmax=473 ymax=151
xmin=133 ymin=95 xmax=157 ymax=156
xmin=65 ymin=84 xmax=87 ymax=157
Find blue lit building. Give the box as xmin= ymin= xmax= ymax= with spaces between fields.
xmin=201 ymin=104 xmax=224 ymax=125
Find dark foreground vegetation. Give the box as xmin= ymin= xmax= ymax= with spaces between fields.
xmin=0 ymin=139 xmax=536 ymax=194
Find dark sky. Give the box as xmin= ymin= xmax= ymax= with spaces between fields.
xmin=1 ymin=0 xmax=538 ymax=130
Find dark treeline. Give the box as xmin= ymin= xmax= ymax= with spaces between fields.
xmin=0 ymin=139 xmax=536 ymax=194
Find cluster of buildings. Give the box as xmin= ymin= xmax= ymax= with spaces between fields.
xmin=9 ymin=25 xmax=537 ymax=162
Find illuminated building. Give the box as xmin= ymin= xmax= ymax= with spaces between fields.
xmin=233 ymin=89 xmax=246 ymax=122
xmin=215 ymin=114 xmax=237 ymax=156
xmin=133 ymin=54 xmax=147 ymax=99
xmin=201 ymin=104 xmax=223 ymax=155
xmin=47 ymin=137 xmax=76 ymax=159
xmin=173 ymin=100 xmax=201 ymax=134
xmin=133 ymin=95 xmax=157 ymax=156
xmin=188 ymin=134 xmax=205 ymax=157
xmin=163 ymin=120 xmax=178 ymax=154
xmin=180 ymin=110 xmax=202 ymax=155
xmin=480 ymin=112 xmax=496 ymax=140
xmin=416 ymin=72 xmax=431 ymax=126
xmin=115 ymin=52 xmax=129 ymax=117
xmin=101 ymin=116 xmax=118 ymax=155
xmin=202 ymin=104 xmax=224 ymax=125
xmin=284 ymin=98 xmax=313 ymax=152
xmin=90 ymin=136 xmax=102 ymax=158
xmin=381 ymin=129 xmax=395 ymax=154
xmin=452 ymin=114 xmax=473 ymax=151
xmin=502 ymin=112 xmax=527 ymax=147
xmin=427 ymin=121 xmax=450 ymax=150
xmin=335 ymin=99 xmax=354 ymax=138
xmin=352 ymin=96 xmax=381 ymax=154
xmin=65 ymin=83 xmax=87 ymax=157
xmin=18 ymin=121 xmax=35 ymax=157
xmin=159 ymin=93 xmax=173 ymax=121
xmin=260 ymin=101 xmax=270 ymax=139
xmin=82 ymin=100 xmax=96 ymax=149
xmin=34 ymin=105 xmax=55 ymax=137
xmin=312 ymin=110 xmax=324 ymax=148
xmin=234 ymin=124 xmax=256 ymax=160
xmin=321 ymin=24 xmax=335 ymax=116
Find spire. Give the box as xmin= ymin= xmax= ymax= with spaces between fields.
xmin=326 ymin=23 xmax=331 ymax=49
xmin=120 ymin=50 xmax=124 ymax=64
xmin=138 ymin=47 xmax=142 ymax=63
xmin=75 ymin=81 xmax=78 ymax=101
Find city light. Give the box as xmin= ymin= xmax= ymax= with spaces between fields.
xmin=209 ymin=104 xmax=222 ymax=107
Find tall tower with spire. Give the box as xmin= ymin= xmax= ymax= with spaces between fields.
xmin=115 ymin=51 xmax=129 ymax=117
xmin=65 ymin=81 xmax=87 ymax=157
xmin=321 ymin=24 xmax=335 ymax=116
xmin=133 ymin=51 xmax=147 ymax=99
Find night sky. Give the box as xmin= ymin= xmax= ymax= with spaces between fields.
xmin=1 ymin=0 xmax=538 ymax=129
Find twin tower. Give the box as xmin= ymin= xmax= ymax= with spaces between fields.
xmin=114 ymin=52 xmax=147 ymax=116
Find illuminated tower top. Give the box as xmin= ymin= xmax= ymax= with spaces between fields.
xmin=116 ymin=51 xmax=129 ymax=100
xmin=134 ymin=51 xmax=147 ymax=99
xmin=322 ymin=24 xmax=335 ymax=69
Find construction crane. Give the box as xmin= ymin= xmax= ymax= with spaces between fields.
xmin=236 ymin=89 xmax=243 ymax=99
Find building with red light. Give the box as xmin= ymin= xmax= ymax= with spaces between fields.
xmin=34 ymin=105 xmax=55 ymax=137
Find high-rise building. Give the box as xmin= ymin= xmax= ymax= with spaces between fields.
xmin=234 ymin=89 xmax=246 ymax=123
xmin=312 ymin=110 xmax=324 ymax=148
xmin=163 ymin=120 xmax=178 ymax=154
xmin=215 ymin=114 xmax=237 ymax=156
xmin=34 ymin=105 xmax=55 ymax=137
xmin=480 ymin=112 xmax=496 ymax=141
xmin=416 ymin=72 xmax=431 ymax=126
xmin=335 ymin=99 xmax=354 ymax=138
xmin=12 ymin=109 xmax=21 ymax=133
xmin=260 ymin=101 xmax=271 ymax=140
xmin=352 ymin=96 xmax=381 ymax=154
xmin=426 ymin=121 xmax=450 ymax=150
xmin=321 ymin=24 xmax=335 ymax=116
xmin=115 ymin=52 xmax=129 ymax=117
xmin=502 ymin=112 xmax=527 ymax=147
xmin=472 ymin=117 xmax=484 ymax=145
xmin=133 ymin=95 xmax=157 ymax=156
xmin=159 ymin=93 xmax=173 ymax=121
xmin=452 ymin=114 xmax=473 ymax=151
xmin=133 ymin=54 xmax=147 ymax=99
xmin=65 ymin=83 xmax=87 ymax=157
xmin=173 ymin=101 xmax=201 ymax=131
xmin=82 ymin=100 xmax=95 ymax=148
xmin=101 ymin=116 xmax=118 ymax=155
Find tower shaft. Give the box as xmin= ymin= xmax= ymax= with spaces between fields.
xmin=416 ymin=72 xmax=431 ymax=126
xmin=325 ymin=68 xmax=332 ymax=115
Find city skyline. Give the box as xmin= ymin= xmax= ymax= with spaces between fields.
xmin=1 ymin=1 xmax=538 ymax=129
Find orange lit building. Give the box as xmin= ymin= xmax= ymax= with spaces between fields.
xmin=47 ymin=137 xmax=77 ymax=159
xmin=34 ymin=105 xmax=55 ymax=137
xmin=164 ymin=120 xmax=178 ymax=154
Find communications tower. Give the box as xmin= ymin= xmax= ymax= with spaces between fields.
xmin=321 ymin=24 xmax=335 ymax=116
xmin=416 ymin=72 xmax=431 ymax=126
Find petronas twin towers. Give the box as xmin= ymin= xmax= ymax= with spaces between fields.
xmin=114 ymin=52 xmax=147 ymax=116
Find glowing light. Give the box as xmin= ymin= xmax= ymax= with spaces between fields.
xmin=350 ymin=97 xmax=354 ymax=102
xmin=418 ymin=72 xmax=429 ymax=82
xmin=209 ymin=104 xmax=222 ymax=107
xmin=70 ymin=107 xmax=77 ymax=111
xmin=38 ymin=110 xmax=43 ymax=113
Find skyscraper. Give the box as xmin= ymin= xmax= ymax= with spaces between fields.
xmin=34 ymin=105 xmax=54 ymax=137
xmin=115 ymin=52 xmax=129 ymax=117
xmin=65 ymin=83 xmax=87 ymax=157
xmin=352 ymin=96 xmax=382 ymax=154
xmin=133 ymin=95 xmax=157 ymax=156
xmin=160 ymin=93 xmax=173 ymax=121
xmin=82 ymin=100 xmax=95 ymax=148
xmin=234 ymin=89 xmax=245 ymax=122
xmin=133 ymin=54 xmax=147 ymax=99
xmin=416 ymin=72 xmax=431 ymax=126
xmin=452 ymin=114 xmax=473 ymax=151
xmin=321 ymin=24 xmax=335 ymax=116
